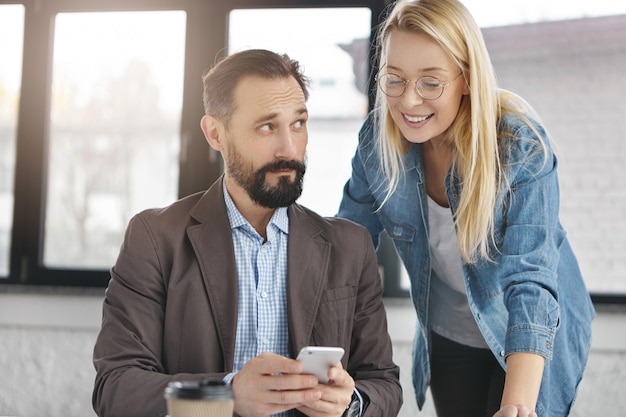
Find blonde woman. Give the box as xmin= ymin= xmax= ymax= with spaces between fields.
xmin=337 ymin=1 xmax=595 ymax=416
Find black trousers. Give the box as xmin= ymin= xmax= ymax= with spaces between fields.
xmin=430 ymin=331 xmax=506 ymax=417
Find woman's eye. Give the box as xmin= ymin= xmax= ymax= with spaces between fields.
xmin=420 ymin=78 xmax=442 ymax=89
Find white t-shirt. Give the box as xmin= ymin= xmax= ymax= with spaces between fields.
xmin=427 ymin=195 xmax=489 ymax=349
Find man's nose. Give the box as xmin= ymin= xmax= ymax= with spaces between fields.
xmin=275 ymin=128 xmax=301 ymax=159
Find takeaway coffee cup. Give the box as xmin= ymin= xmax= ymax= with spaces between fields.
xmin=165 ymin=378 xmax=234 ymax=417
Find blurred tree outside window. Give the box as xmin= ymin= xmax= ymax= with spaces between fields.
xmin=44 ymin=11 xmax=186 ymax=268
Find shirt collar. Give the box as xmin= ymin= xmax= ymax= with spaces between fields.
xmin=223 ymin=180 xmax=289 ymax=234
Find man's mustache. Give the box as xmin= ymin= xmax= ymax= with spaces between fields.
xmin=259 ymin=159 xmax=306 ymax=175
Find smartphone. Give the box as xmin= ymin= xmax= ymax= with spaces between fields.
xmin=296 ymin=346 xmax=345 ymax=384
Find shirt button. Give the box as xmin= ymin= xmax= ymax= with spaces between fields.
xmin=260 ymin=291 xmax=268 ymax=298
xmin=500 ymin=351 xmax=505 ymax=357
xmin=262 ymin=338 xmax=269 ymax=345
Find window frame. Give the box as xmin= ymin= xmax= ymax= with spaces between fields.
xmin=2 ymin=0 xmax=390 ymax=288
xmin=1 ymin=0 xmax=623 ymax=305
xmin=5 ymin=0 xmax=227 ymax=286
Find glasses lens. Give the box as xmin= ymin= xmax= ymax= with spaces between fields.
xmin=416 ymin=76 xmax=444 ymax=100
xmin=378 ymin=74 xmax=405 ymax=97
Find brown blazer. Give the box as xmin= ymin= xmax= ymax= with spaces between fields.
xmin=93 ymin=177 xmax=402 ymax=417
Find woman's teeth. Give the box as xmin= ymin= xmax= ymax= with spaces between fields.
xmin=405 ymin=114 xmax=431 ymax=123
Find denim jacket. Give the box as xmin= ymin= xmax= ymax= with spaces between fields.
xmin=338 ymin=112 xmax=595 ymax=417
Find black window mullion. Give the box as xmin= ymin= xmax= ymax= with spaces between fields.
xmin=10 ymin=1 xmax=55 ymax=285
xmin=177 ymin=0 xmax=228 ymax=199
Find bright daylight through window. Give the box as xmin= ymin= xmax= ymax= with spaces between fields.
xmin=229 ymin=8 xmax=371 ymax=218
xmin=44 ymin=10 xmax=186 ymax=269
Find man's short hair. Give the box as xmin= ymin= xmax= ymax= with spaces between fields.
xmin=202 ymin=49 xmax=310 ymax=126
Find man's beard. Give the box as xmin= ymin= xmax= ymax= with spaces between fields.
xmin=226 ymin=147 xmax=306 ymax=209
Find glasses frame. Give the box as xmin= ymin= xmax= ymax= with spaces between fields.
xmin=376 ymin=71 xmax=463 ymax=100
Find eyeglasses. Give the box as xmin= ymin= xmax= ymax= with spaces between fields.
xmin=376 ymin=72 xmax=463 ymax=100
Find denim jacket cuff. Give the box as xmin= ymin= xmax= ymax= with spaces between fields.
xmin=505 ymin=324 xmax=555 ymax=360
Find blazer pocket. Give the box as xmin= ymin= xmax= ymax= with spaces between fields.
xmin=311 ymin=286 xmax=357 ymax=347
xmin=321 ymin=285 xmax=357 ymax=303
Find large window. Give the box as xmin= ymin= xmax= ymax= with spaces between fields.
xmin=2 ymin=0 xmax=218 ymax=286
xmin=0 ymin=0 xmax=384 ymax=288
xmin=1 ymin=0 xmax=625 ymax=304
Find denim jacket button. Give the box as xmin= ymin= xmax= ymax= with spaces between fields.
xmin=500 ymin=350 xmax=505 ymax=357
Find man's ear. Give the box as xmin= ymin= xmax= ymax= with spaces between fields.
xmin=200 ymin=115 xmax=224 ymax=151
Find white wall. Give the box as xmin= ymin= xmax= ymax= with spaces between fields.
xmin=0 ymin=292 xmax=624 ymax=417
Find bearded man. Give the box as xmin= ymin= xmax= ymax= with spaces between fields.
xmin=92 ymin=49 xmax=402 ymax=417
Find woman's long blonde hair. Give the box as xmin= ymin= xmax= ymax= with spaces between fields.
xmin=375 ymin=0 xmax=543 ymax=263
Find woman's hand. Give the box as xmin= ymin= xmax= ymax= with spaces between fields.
xmin=497 ymin=352 xmax=544 ymax=417
xmin=493 ymin=404 xmax=537 ymax=417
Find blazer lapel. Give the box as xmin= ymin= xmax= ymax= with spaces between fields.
xmin=186 ymin=178 xmax=238 ymax=371
xmin=286 ymin=204 xmax=331 ymax=355
xmin=184 ymin=183 xmax=332 ymax=363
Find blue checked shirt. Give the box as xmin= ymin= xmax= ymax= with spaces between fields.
xmin=223 ymin=184 xmax=293 ymax=417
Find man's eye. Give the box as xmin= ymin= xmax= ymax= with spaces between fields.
xmin=259 ymin=124 xmax=272 ymax=132
xmin=293 ymin=120 xmax=304 ymax=129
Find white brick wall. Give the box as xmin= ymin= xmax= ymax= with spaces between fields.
xmin=483 ymin=15 xmax=626 ymax=294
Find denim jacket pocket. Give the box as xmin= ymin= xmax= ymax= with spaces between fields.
xmin=378 ymin=217 xmax=416 ymax=263
xmin=379 ymin=214 xmax=415 ymax=242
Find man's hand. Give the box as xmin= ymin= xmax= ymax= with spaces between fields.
xmin=232 ymin=352 xmax=322 ymax=417
xmin=296 ymin=363 xmax=355 ymax=417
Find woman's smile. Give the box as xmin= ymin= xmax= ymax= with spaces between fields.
xmin=403 ymin=112 xmax=433 ymax=124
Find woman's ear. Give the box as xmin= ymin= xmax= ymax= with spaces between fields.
xmin=200 ymin=115 xmax=224 ymax=151
xmin=462 ymin=73 xmax=470 ymax=95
